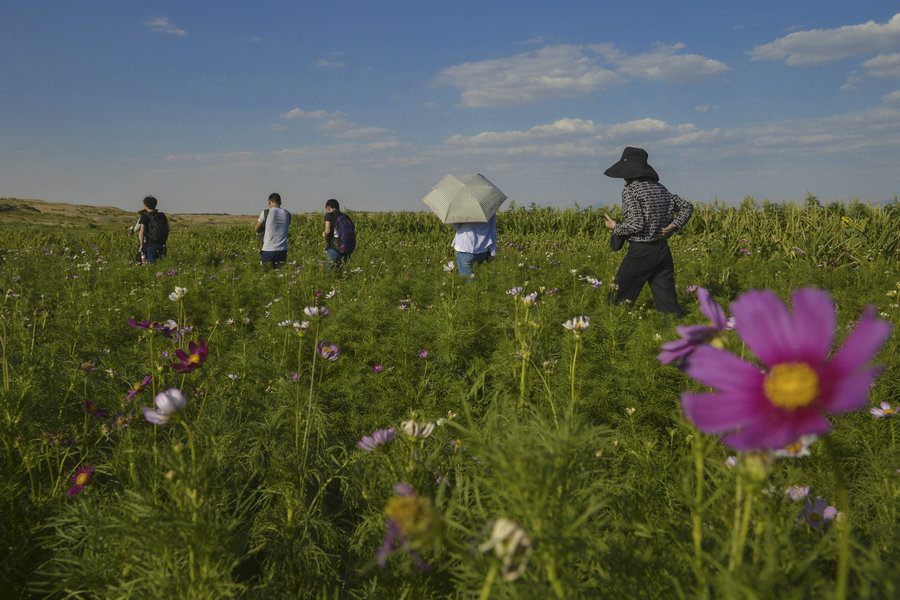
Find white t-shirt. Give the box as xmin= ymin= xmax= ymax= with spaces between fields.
xmin=259 ymin=207 xmax=291 ymax=251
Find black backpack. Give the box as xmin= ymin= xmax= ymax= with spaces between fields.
xmin=146 ymin=212 xmax=169 ymax=245
xmin=334 ymin=212 xmax=356 ymax=255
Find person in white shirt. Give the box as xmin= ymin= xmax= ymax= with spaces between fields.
xmin=254 ymin=193 xmax=291 ymax=269
xmin=450 ymin=213 xmax=497 ymax=279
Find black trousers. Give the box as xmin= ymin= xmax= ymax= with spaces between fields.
xmin=612 ymin=240 xmax=682 ymax=316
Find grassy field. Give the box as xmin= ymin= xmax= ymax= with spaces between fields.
xmin=0 ymin=196 xmax=898 ymax=599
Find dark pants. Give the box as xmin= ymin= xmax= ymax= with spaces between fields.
xmin=612 ymin=240 xmax=682 ymax=316
xmin=260 ymin=249 xmax=287 ymax=269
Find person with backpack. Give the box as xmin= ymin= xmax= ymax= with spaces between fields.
xmin=137 ymin=196 xmax=169 ymax=264
xmin=322 ymin=198 xmax=355 ymax=270
xmin=255 ymin=192 xmax=291 ymax=269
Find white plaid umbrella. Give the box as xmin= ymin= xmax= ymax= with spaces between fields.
xmin=422 ymin=173 xmax=507 ymax=224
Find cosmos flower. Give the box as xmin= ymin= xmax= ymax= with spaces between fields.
xmin=802 ymin=497 xmax=837 ymax=529
xmin=82 ymin=399 xmax=108 ymax=419
xmin=372 ymin=364 xmax=384 ymax=373
xmin=317 ymin=341 xmax=340 ymax=361
xmin=562 ymin=315 xmax=590 ymax=334
xmin=170 ymin=339 xmax=209 ymax=373
xmin=785 ymin=485 xmax=810 ymax=501
xmin=505 ymin=287 xmax=522 ymax=296
xmin=357 ymin=427 xmax=396 ymax=451
xmin=442 ymin=261 xmax=455 ymax=272
xmin=168 ymin=286 xmax=188 ymax=301
xmin=418 ymin=350 xmax=429 ymax=360
xmin=67 ymin=463 xmax=95 ymax=498
xmin=771 ymin=434 xmax=817 ymax=458
xmin=478 ymin=518 xmax=533 ymax=582
xmin=377 ymin=482 xmax=439 ymax=570
xmin=401 ymin=419 xmax=435 ymax=440
xmin=658 ymin=287 xmax=729 ymax=366
xmin=142 ymin=388 xmax=187 ymax=425
xmin=303 ymin=305 xmax=329 ymax=318
xmin=680 ymin=288 xmax=891 ymax=451
xmin=870 ymin=401 xmax=897 ymax=418
xmin=127 ymin=318 xmax=177 ymax=338
xmin=125 ymin=376 xmax=152 ymax=401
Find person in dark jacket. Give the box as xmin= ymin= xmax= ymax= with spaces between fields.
xmin=603 ymin=147 xmax=693 ymax=316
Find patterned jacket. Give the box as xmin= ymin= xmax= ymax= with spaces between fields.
xmin=612 ymin=180 xmax=693 ymax=243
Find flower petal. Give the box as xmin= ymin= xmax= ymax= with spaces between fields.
xmin=697 ymin=287 xmax=727 ymax=329
xmin=789 ymin=288 xmax=835 ymax=366
xmin=818 ymin=366 xmax=882 ymax=413
xmin=681 ymin=391 xmax=771 ymax=433
xmin=683 ymin=345 xmax=764 ymax=392
xmin=730 ymin=289 xmax=795 ymax=366
xmin=721 ymin=409 xmax=831 ymax=451
xmin=827 ymin=306 xmax=892 ymax=378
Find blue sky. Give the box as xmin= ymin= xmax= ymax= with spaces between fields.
xmin=2 ymin=1 xmax=900 ymax=214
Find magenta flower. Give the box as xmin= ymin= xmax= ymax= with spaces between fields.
xmin=143 ymin=388 xmax=187 ymax=424
xmin=125 ymin=376 xmax=152 ymax=401
xmin=127 ymin=318 xmax=177 ymax=338
xmin=357 ymin=427 xmax=396 ymax=451
xmin=802 ymin=497 xmax=837 ymax=529
xmin=170 ymin=338 xmax=209 ymax=373
xmin=317 ymin=341 xmax=340 ymax=361
xmin=680 ymin=288 xmax=892 ymax=451
xmin=372 ymin=364 xmax=384 ymax=373
xmin=68 ymin=463 xmax=95 ymax=497
xmin=418 ymin=350 xmax=429 ymax=359
xmin=82 ymin=399 xmax=108 ymax=419
xmin=659 ymin=287 xmax=729 ymax=366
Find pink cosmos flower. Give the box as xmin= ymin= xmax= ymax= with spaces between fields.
xmin=170 ymin=339 xmax=209 ymax=373
xmin=659 ymin=287 xmax=729 ymax=366
xmin=125 ymin=376 xmax=153 ymax=401
xmin=317 ymin=341 xmax=340 ymax=361
xmin=68 ymin=463 xmax=95 ymax=497
xmin=680 ymin=288 xmax=891 ymax=451
xmin=357 ymin=427 xmax=396 ymax=451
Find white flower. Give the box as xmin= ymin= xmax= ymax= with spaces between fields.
xmin=400 ymin=419 xmax=435 ymax=440
xmin=442 ymin=260 xmax=455 ymax=272
xmin=785 ymin=485 xmax=810 ymax=501
xmin=519 ymin=291 xmax=538 ymax=306
xmin=625 ymin=407 xmax=636 ymax=415
xmin=771 ymin=435 xmax=818 ymax=459
xmin=562 ymin=315 xmax=590 ymax=333
xmin=325 ymin=289 xmax=337 ymax=299
xmin=168 ymin=286 xmax=188 ymax=302
xmin=725 ymin=456 xmax=738 ymax=468
xmin=478 ymin=518 xmax=532 ymax=582
xmin=142 ymin=388 xmax=187 ymax=425
xmin=303 ymin=305 xmax=330 ymax=318
xmin=293 ymin=320 xmax=310 ymax=332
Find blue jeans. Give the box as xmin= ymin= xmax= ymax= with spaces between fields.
xmin=145 ymin=245 xmax=165 ymax=264
xmin=326 ymin=249 xmax=348 ymax=270
xmin=260 ymin=249 xmax=287 ymax=269
xmin=455 ymin=250 xmax=489 ymax=278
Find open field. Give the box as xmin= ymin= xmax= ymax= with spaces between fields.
xmin=0 ymin=197 xmax=898 ymax=599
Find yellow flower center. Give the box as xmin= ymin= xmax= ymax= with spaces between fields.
xmin=189 ymin=354 xmax=202 ymax=364
xmin=763 ymin=363 xmax=820 ymax=410
xmin=75 ymin=473 xmax=89 ymax=485
xmin=132 ymin=382 xmax=142 ymax=390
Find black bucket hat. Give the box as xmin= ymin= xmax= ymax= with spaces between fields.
xmin=604 ymin=146 xmax=659 ymax=181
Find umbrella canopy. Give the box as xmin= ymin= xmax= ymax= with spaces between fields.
xmin=422 ymin=173 xmax=507 ymax=224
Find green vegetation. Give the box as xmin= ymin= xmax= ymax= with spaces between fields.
xmin=0 ymin=199 xmax=897 ymax=598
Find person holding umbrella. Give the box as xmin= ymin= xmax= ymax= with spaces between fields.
xmin=603 ymin=147 xmax=693 ymax=316
xmin=422 ymin=173 xmax=506 ymax=279
xmin=450 ymin=213 xmax=498 ymax=279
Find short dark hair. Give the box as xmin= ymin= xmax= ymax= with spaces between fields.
xmin=325 ymin=198 xmax=340 ymax=211
xmin=268 ymin=193 xmax=281 ymax=205
xmin=143 ymin=196 xmax=158 ymax=210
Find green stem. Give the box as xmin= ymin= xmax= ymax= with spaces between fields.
xmin=478 ymin=563 xmax=499 ymax=600
xmin=825 ymin=438 xmax=851 ymax=600
xmin=728 ymin=475 xmax=743 ymax=572
xmin=691 ymin=436 xmax=707 ymax=596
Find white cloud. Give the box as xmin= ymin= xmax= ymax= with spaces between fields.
xmin=432 ymin=44 xmax=621 ymax=108
xmin=144 ymin=16 xmax=187 ymax=36
xmin=861 ymin=52 xmax=900 ymax=78
xmin=614 ymin=43 xmax=729 ymax=83
xmin=884 ymin=90 xmax=900 ymax=104
xmin=749 ymin=13 xmax=900 ymax=65
xmin=280 ymin=108 xmax=342 ymax=120
xmin=433 ymin=42 xmax=728 ymax=108
xmin=315 ymin=59 xmax=345 ymax=68
xmin=695 ymin=105 xmax=719 ymax=113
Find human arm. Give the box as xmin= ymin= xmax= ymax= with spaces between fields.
xmin=610 ymin=190 xmax=644 ymax=237
xmin=323 ymin=220 xmax=332 ymax=238
xmin=659 ymin=195 xmax=694 ymax=238
xmin=137 ymin=224 xmax=146 ymax=251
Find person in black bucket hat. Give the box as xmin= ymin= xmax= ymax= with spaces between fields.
xmin=603 ymin=147 xmax=693 ymax=316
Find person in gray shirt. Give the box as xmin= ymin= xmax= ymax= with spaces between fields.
xmin=255 ymin=193 xmax=291 ymax=269
xmin=603 ymin=147 xmax=693 ymax=316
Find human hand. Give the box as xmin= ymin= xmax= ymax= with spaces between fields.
xmin=604 ymin=214 xmax=617 ymax=230
xmin=659 ymin=223 xmax=677 ymax=238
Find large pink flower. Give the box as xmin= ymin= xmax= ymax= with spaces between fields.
xmin=680 ymin=288 xmax=891 ymax=451
xmin=170 ymin=339 xmax=209 ymax=373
